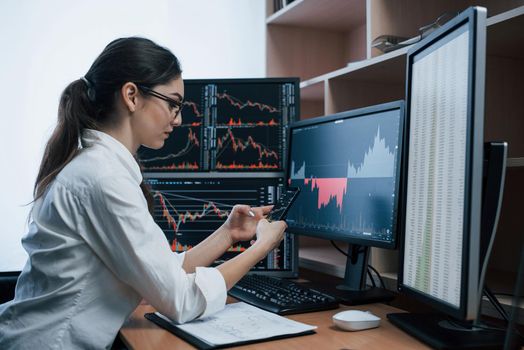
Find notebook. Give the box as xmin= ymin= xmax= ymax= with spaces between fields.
xmin=145 ymin=302 xmax=317 ymax=349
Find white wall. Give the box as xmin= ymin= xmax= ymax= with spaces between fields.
xmin=0 ymin=0 xmax=266 ymax=271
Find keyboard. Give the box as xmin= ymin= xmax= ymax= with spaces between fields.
xmin=228 ymin=274 xmax=339 ymax=315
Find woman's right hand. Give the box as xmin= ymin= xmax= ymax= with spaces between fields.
xmin=254 ymin=219 xmax=287 ymax=251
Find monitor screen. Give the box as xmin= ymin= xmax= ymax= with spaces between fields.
xmin=144 ymin=175 xmax=297 ymax=277
xmin=398 ymin=7 xmax=486 ymax=320
xmin=138 ymin=78 xmax=298 ymax=172
xmin=285 ymin=101 xmax=404 ymax=249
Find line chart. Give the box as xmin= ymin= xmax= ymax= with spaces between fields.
xmin=139 ymin=128 xmax=202 ymax=171
xmin=145 ymin=177 xmax=290 ymax=270
xmin=216 ymin=92 xmax=280 ymax=114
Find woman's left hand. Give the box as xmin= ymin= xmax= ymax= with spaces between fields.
xmin=222 ymin=205 xmax=273 ymax=244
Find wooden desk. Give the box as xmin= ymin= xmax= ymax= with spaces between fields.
xmin=120 ymin=300 xmax=430 ymax=349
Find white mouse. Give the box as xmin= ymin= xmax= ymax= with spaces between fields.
xmin=332 ymin=310 xmax=381 ymax=331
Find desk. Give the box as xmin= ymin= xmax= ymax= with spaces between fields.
xmin=120 ymin=300 xmax=430 ymax=349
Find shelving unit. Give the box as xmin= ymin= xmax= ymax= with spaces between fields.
xmin=265 ymin=0 xmax=524 ymax=315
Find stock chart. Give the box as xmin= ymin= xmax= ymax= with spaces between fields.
xmin=286 ymin=109 xmax=402 ymax=243
xmin=138 ymin=84 xmax=205 ymax=171
xmin=138 ymin=80 xmax=296 ymax=172
xmin=212 ymin=83 xmax=288 ymax=171
xmin=145 ymin=177 xmax=293 ymax=271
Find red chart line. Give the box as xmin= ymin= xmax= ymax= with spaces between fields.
xmin=216 ymin=92 xmax=280 ymax=113
xmin=155 ymin=191 xmax=230 ymax=234
xmin=183 ymin=100 xmax=203 ymax=117
xmin=216 ymin=128 xmax=279 ymax=161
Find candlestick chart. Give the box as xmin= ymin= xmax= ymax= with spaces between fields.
xmin=286 ymin=109 xmax=402 ymax=243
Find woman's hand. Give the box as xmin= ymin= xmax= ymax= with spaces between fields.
xmin=253 ymin=219 xmax=287 ymax=251
xmin=221 ymin=204 xmax=273 ymax=244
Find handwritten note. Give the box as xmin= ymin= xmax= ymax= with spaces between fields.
xmin=155 ymin=302 xmax=317 ymax=346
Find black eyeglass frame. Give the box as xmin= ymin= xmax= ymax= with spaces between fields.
xmin=137 ymin=85 xmax=184 ymax=117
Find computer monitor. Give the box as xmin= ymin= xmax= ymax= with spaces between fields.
xmin=138 ymin=78 xmax=299 ymax=278
xmin=138 ymin=78 xmax=299 ymax=172
xmin=285 ymin=100 xmax=405 ymax=304
xmin=144 ymin=175 xmax=298 ymax=277
xmin=387 ymin=7 xmax=507 ymax=349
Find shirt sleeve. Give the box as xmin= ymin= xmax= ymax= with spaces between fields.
xmin=79 ymin=175 xmax=226 ymax=323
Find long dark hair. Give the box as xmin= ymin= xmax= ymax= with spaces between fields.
xmin=34 ymin=37 xmax=182 ymax=212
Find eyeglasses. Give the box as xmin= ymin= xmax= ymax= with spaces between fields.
xmin=137 ymin=85 xmax=184 ymax=117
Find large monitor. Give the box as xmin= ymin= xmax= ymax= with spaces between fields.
xmin=388 ymin=7 xmax=507 ymax=349
xmin=144 ymin=175 xmax=298 ymax=277
xmin=138 ymin=78 xmax=299 ymax=172
xmin=139 ymin=78 xmax=300 ymax=278
xmin=286 ymin=100 xmax=405 ymax=304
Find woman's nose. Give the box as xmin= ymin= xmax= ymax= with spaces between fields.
xmin=172 ymin=112 xmax=182 ymax=126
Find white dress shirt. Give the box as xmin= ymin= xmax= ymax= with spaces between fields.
xmin=0 ymin=129 xmax=227 ymax=349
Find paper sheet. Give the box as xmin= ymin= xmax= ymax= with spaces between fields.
xmin=156 ymin=302 xmax=317 ymax=346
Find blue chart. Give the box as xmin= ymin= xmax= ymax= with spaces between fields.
xmin=286 ymin=109 xmax=402 ymax=243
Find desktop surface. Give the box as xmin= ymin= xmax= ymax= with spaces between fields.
xmin=120 ymin=299 xmax=430 ymax=350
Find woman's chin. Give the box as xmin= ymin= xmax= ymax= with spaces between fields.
xmin=142 ymin=141 xmax=165 ymax=150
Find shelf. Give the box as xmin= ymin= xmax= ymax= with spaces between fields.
xmin=267 ymin=0 xmax=366 ymax=31
xmin=507 ymin=158 xmax=524 ymax=167
xmin=268 ymin=0 xmax=523 ymax=323
xmin=293 ymin=5 xmax=524 ymax=88
xmin=487 ymin=5 xmax=524 ymax=58
xmin=300 ymin=45 xmax=409 ymax=87
xmin=299 ymin=245 xmax=398 ymax=291
xmin=300 ymin=80 xmax=324 ymax=100
xmin=299 ymin=246 xmax=524 ymax=322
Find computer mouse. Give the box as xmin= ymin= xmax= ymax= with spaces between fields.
xmin=332 ymin=310 xmax=381 ymax=331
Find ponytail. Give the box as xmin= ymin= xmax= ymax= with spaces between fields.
xmin=33 ymin=79 xmax=96 ymax=200
xmin=33 ymin=37 xmax=182 ymax=216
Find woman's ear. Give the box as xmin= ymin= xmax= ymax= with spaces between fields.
xmin=121 ymin=82 xmax=139 ymax=113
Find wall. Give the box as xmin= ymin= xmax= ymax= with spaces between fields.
xmin=0 ymin=0 xmax=265 ymax=271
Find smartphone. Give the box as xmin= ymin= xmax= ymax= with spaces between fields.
xmin=266 ymin=187 xmax=300 ymax=222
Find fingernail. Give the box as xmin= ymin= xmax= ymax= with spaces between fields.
xmin=248 ymin=210 xmax=255 ymax=217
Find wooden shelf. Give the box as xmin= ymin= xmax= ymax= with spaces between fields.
xmin=266 ymin=1 xmax=524 ymax=322
xmin=507 ymin=158 xmax=524 ymax=167
xmin=300 ymin=80 xmax=324 ymax=100
xmin=299 ymin=245 xmax=524 ymax=322
xmin=267 ymin=0 xmax=366 ymax=31
xmin=300 ymin=45 xmax=409 ymax=86
xmin=299 ymin=246 xmax=398 ymax=291
xmin=487 ymin=6 xmax=524 ymax=58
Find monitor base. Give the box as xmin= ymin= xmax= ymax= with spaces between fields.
xmin=387 ymin=312 xmax=506 ymax=350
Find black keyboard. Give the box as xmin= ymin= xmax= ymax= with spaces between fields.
xmin=228 ymin=274 xmax=339 ymax=315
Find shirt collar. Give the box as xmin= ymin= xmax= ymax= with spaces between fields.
xmin=81 ymin=129 xmax=143 ymax=184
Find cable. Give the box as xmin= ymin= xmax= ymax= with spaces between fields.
xmin=330 ymin=240 xmax=348 ymax=257
xmin=483 ymin=286 xmax=509 ymax=323
xmin=475 ymin=145 xmax=507 ymax=325
xmin=368 ymin=264 xmax=386 ymax=289
xmin=330 ymin=240 xmax=385 ymax=289
xmin=367 ymin=269 xmax=376 ymax=287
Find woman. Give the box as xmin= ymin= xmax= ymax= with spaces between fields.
xmin=0 ymin=37 xmax=287 ymax=349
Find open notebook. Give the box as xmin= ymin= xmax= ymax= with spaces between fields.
xmin=145 ymin=302 xmax=317 ymax=349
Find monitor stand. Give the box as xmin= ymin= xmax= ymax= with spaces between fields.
xmin=317 ymin=244 xmax=395 ymax=305
xmin=388 ymin=142 xmax=508 ymax=349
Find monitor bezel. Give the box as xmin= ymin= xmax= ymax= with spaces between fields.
xmin=396 ymin=7 xmax=486 ymax=321
xmin=285 ymin=100 xmax=405 ymax=250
